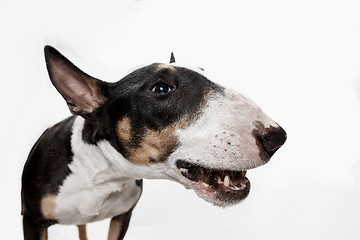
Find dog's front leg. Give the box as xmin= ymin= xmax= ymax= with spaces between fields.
xmin=77 ymin=225 xmax=88 ymax=240
xmin=107 ymin=209 xmax=133 ymax=240
xmin=22 ymin=215 xmax=50 ymax=240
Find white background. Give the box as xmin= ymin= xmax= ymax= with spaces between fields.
xmin=1 ymin=0 xmax=360 ymax=239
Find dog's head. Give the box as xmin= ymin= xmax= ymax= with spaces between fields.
xmin=45 ymin=46 xmax=286 ymax=207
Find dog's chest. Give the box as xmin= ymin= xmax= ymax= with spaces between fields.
xmin=52 ymin=117 xmax=142 ymax=225
xmin=54 ymin=177 xmax=141 ymax=225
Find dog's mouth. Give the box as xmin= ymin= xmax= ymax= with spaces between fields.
xmin=176 ymin=160 xmax=250 ymax=206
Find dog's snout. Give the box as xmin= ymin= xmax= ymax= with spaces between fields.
xmin=254 ymin=123 xmax=287 ymax=158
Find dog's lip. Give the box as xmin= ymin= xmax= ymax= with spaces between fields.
xmin=175 ymin=160 xmax=251 ymax=203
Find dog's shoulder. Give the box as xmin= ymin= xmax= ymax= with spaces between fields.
xmin=22 ymin=116 xmax=76 ymax=195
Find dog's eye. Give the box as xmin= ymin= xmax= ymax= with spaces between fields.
xmin=151 ymin=83 xmax=173 ymax=94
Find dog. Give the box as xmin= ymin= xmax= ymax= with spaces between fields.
xmin=21 ymin=46 xmax=286 ymax=240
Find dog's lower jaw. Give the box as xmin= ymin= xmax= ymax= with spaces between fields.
xmin=174 ymin=160 xmax=251 ymax=207
xmin=195 ymin=181 xmax=251 ymax=208
xmin=193 ymin=178 xmax=251 ymax=208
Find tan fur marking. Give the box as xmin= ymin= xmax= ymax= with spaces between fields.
xmin=77 ymin=225 xmax=88 ymax=240
xmin=155 ymin=64 xmax=176 ymax=72
xmin=117 ymin=116 xmax=132 ymax=142
xmin=41 ymin=195 xmax=57 ymax=220
xmin=108 ymin=219 xmax=122 ymax=240
xmin=119 ymin=89 xmax=212 ymax=165
xmin=128 ymin=128 xmax=177 ymax=164
xmin=127 ymin=116 xmax=191 ymax=165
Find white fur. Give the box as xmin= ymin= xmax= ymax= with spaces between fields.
xmin=53 ymin=117 xmax=143 ymax=225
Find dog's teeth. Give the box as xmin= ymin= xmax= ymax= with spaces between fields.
xmin=240 ymin=183 xmax=247 ymax=190
xmin=224 ymin=175 xmax=230 ymax=187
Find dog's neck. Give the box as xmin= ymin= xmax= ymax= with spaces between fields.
xmin=71 ymin=116 xmax=171 ymax=184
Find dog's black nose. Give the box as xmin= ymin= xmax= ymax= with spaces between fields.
xmin=254 ymin=124 xmax=287 ymax=158
xmin=261 ymin=126 xmax=287 ymax=156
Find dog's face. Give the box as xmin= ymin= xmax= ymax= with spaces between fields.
xmin=45 ymin=46 xmax=286 ymax=207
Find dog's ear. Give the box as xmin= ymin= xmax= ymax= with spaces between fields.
xmin=44 ymin=46 xmax=107 ymax=116
xmin=169 ymin=52 xmax=175 ymax=63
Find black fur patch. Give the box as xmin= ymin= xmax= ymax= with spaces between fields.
xmin=85 ymin=64 xmax=224 ymax=156
xmin=21 ymin=117 xmax=75 ymax=220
